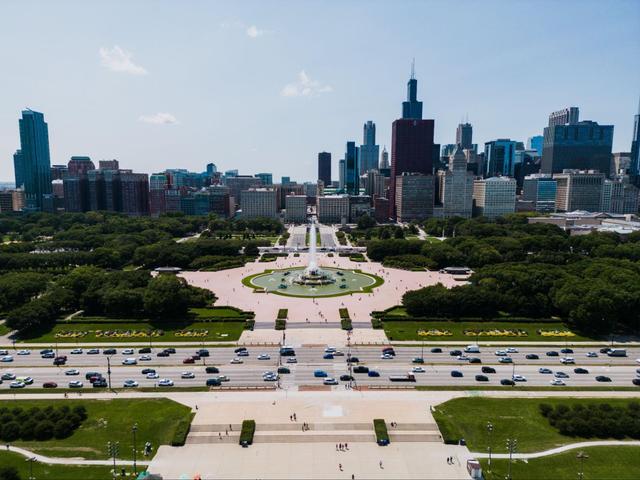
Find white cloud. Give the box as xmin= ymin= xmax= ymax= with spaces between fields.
xmin=281 ymin=71 xmax=333 ymax=97
xmin=246 ymin=25 xmax=265 ymax=38
xmin=220 ymin=21 xmax=269 ymax=38
xmin=99 ymin=46 xmax=147 ymax=75
xmin=138 ymin=113 xmax=178 ymax=125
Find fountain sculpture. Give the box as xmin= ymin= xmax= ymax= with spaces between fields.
xmin=293 ymin=218 xmax=335 ymax=286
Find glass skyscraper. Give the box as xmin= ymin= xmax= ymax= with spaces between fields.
xmin=344 ymin=141 xmax=360 ymax=195
xmin=630 ymin=98 xmax=640 ymax=183
xmin=18 ymin=110 xmax=52 ymax=210
xmin=359 ymin=121 xmax=380 ymax=174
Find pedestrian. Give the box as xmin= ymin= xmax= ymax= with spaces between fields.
xmin=352 ymin=475 xmax=355 ymax=480
xmin=225 ymin=430 xmax=228 ymax=436
xmin=293 ymin=413 xmax=297 ymax=421
xmin=379 ymin=460 xmax=383 ymax=469
xmin=218 ymin=433 xmax=222 ymax=440
xmin=195 ymin=404 xmax=198 ymax=410
xmin=338 ymin=464 xmax=342 ymax=471
xmin=229 ymin=424 xmax=232 ymax=431
xmin=345 ymin=442 xmax=348 ymax=450
xmin=336 ymin=444 xmax=339 ymax=451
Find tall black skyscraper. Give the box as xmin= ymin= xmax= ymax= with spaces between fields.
xmin=359 ymin=121 xmax=380 ymax=174
xmin=317 ymin=151 xmax=331 ymax=186
xmin=630 ymin=98 xmax=640 ymax=184
xmin=456 ymin=123 xmax=473 ymax=150
xmin=18 ymin=110 xmax=52 ymax=210
xmin=402 ymin=62 xmax=423 ymax=120
xmin=345 ymin=142 xmax=359 ymax=195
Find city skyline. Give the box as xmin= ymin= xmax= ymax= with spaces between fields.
xmin=1 ymin=0 xmax=639 ymax=182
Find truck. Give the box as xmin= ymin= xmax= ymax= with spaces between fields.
xmin=389 ymin=373 xmax=416 ymax=382
xmin=607 ymin=349 xmax=627 ymax=357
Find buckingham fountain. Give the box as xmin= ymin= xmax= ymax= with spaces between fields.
xmin=293 ymin=219 xmax=335 ymax=286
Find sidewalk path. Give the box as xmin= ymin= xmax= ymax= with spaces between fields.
xmin=471 ymin=440 xmax=640 ymax=459
xmin=3 ymin=445 xmax=150 ymax=466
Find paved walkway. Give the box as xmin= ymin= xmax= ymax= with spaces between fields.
xmin=3 ymin=445 xmax=150 ymax=466
xmin=471 ymin=440 xmax=640 ymax=459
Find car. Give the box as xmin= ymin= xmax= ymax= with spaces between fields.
xmin=41 ymin=352 xmax=55 ymax=359
xmin=205 ymin=366 xmax=220 ymax=374
xmin=158 ymin=379 xmax=174 ymax=387
xmin=314 ymin=370 xmax=328 ymax=378
xmin=17 ymin=377 xmax=34 ymax=385
xmin=280 ymin=347 xmax=296 ymax=356
xmin=574 ymin=368 xmax=589 ymax=374
xmin=554 ymin=371 xmax=570 ymax=378
xmin=87 ymin=348 xmax=100 ymax=354
xmin=181 ymin=372 xmax=195 ymax=379
xmin=123 ymin=379 xmax=139 ymax=388
xmin=237 ymin=351 xmax=250 ymax=357
xmin=68 ymin=380 xmax=83 ymax=388
xmin=340 ymin=374 xmax=354 ymax=381
xmin=157 ymin=351 xmax=170 ymax=357
xmin=139 ymin=355 xmax=152 ymax=361
xmin=65 ymin=369 xmax=80 ymax=376
xmin=482 ymin=366 xmax=496 ymax=374
xmin=324 ymin=347 xmax=336 ymax=353
xmin=183 ymin=357 xmax=195 ymax=364
xmin=142 ymin=368 xmax=156 ymax=374
xmin=494 ymin=350 xmax=507 ymax=356
xmin=164 ymin=348 xmax=176 ymax=354
xmin=85 ymin=371 xmax=101 ymax=380
xmin=0 ymin=349 xmax=7 ymax=356
xmin=412 ymin=357 xmax=425 ymax=364
xmin=560 ymin=348 xmax=574 ymax=354
xmin=206 ymin=378 xmax=222 ymax=386
xmin=1 ymin=356 xmax=14 ymax=362
xmin=10 ymin=381 xmax=25 ymax=389
xmin=599 ymin=347 xmax=612 ymax=354
xmin=450 ymin=370 xmax=463 ymax=378
xmin=525 ymin=354 xmax=539 ymax=360
xmin=2 ymin=373 xmax=16 ymax=380
xmin=40 ymin=348 xmax=54 ymax=354
xmin=449 ymin=350 xmax=462 ymax=356
xmin=230 ymin=358 xmax=243 ymax=364
xmin=506 ymin=347 xmax=519 ymax=353
xmin=70 ymin=348 xmax=83 ymax=354
xmin=17 ymin=349 xmax=31 ymax=355
xmin=430 ymin=347 xmax=443 ymax=353
xmin=346 ymin=356 xmax=360 ymax=363
xmin=632 ymin=378 xmax=640 ymax=386
xmin=191 ymin=354 xmax=201 ymax=361
xmin=512 ymin=375 xmax=527 ymax=382
xmin=138 ymin=347 xmax=151 ymax=354
xmin=122 ymin=358 xmax=137 ymax=365
xmin=382 ymin=348 xmax=396 ymax=356
xmin=103 ymin=348 xmax=117 ymax=355
xmin=217 ymin=375 xmax=230 ymax=382
xmin=586 ymin=352 xmax=598 ymax=358
xmin=286 ymin=357 xmax=298 ymax=364
xmin=456 ymin=355 xmax=470 ymax=362
xmin=368 ymin=370 xmax=380 ymax=377
xmin=538 ymin=367 xmax=553 ymax=374
xmin=93 ymin=379 xmax=108 ymax=388
xmin=353 ymin=366 xmax=369 ymax=374
xmin=560 ymin=357 xmax=575 ymax=364
xmin=595 ymin=375 xmax=612 ymax=382
xmin=380 ymin=353 xmax=394 ymax=360
xmin=53 ymin=357 xmax=67 ymax=366
xmin=499 ymin=357 xmax=513 ymax=364
xmin=333 ymin=351 xmax=345 ymax=357
xmin=475 ymin=375 xmax=489 ymax=382
xmin=468 ymin=357 xmax=482 ymax=364
xmin=43 ymin=382 xmax=58 ymax=388
xmin=550 ymin=378 xmax=566 ymax=386
xmin=500 ymin=379 xmax=515 ymax=386
xmin=277 ymin=367 xmax=291 ymax=374
xmin=263 ymin=374 xmax=278 ymax=382
xmin=146 ymin=372 xmax=159 ymax=379
xmin=546 ymin=351 xmax=559 ymax=357
xmin=323 ymin=378 xmax=338 ymax=385
xmin=412 ymin=366 xmax=425 ymax=373
xmin=122 ymin=348 xmax=134 ymax=355
xmin=323 ymin=353 xmax=334 ymax=360
xmin=196 ymin=349 xmax=210 ymax=357
xmin=234 ymin=347 xmax=247 ymax=353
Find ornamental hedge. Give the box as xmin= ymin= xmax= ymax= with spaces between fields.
xmin=373 ymin=419 xmax=389 ymax=445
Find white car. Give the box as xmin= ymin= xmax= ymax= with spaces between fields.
xmin=0 ymin=350 xmax=8 ymax=356
xmin=333 ymin=351 xmax=345 ymax=356
xmin=550 ymin=378 xmax=566 ymax=386
xmin=122 ymin=358 xmax=138 ymax=365
xmin=506 ymin=347 xmax=519 ymax=353
xmin=324 ymin=347 xmax=336 ymax=353
xmin=70 ymin=348 xmax=83 ymax=354
xmin=380 ymin=353 xmax=394 ymax=360
xmin=122 ymin=349 xmax=134 ymax=355
xmin=123 ymin=379 xmax=139 ymax=388
xmin=217 ymin=375 xmax=230 ymax=382
xmin=230 ymin=358 xmax=244 ymax=364
xmin=586 ymin=352 xmax=598 ymax=358
xmin=494 ymin=350 xmax=507 ymax=356
xmin=560 ymin=357 xmax=575 ymax=364
xmin=17 ymin=350 xmax=31 ymax=355
xmin=286 ymin=357 xmax=298 ymax=364
xmin=181 ymin=372 xmax=195 ymax=379
xmin=9 ymin=381 xmax=25 ymax=388
xmin=412 ymin=366 xmax=426 ymax=373
xmin=139 ymin=355 xmax=152 ymax=361
xmin=323 ymin=377 xmax=339 ymax=385
xmin=1 ymin=356 xmax=14 ymax=362
xmin=258 ymin=354 xmax=271 ymax=360
xmin=68 ymin=380 xmax=83 ymax=388
xmin=158 ymin=378 xmax=174 ymax=387
xmin=146 ymin=372 xmax=159 ymax=379
xmin=456 ymin=355 xmax=470 ymax=361
xmin=64 ymin=369 xmax=80 ymax=376
xmin=512 ymin=375 xmax=527 ymax=382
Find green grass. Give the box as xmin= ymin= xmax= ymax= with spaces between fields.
xmin=0 ymin=451 xmax=114 ymax=479
xmin=480 ymin=446 xmax=640 ymax=480
xmin=3 ymin=398 xmax=192 ymax=460
xmin=382 ymin=320 xmax=597 ymax=342
xmin=433 ymin=397 xmax=637 ymax=453
xmin=0 ymin=321 xmax=12 ymax=336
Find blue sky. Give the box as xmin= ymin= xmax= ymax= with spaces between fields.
xmin=1 ymin=0 xmax=639 ymax=182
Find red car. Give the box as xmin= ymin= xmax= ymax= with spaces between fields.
xmin=183 ymin=357 xmax=195 ymax=364
xmin=43 ymin=382 xmax=58 ymax=388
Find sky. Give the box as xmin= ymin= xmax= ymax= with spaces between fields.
xmin=1 ymin=0 xmax=639 ymax=183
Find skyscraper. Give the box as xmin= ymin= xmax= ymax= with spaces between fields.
xmin=344 ymin=141 xmax=360 ymax=195
xmin=630 ymin=98 xmax=640 ymax=183
xmin=13 ymin=150 xmax=24 ymax=189
xmin=527 ymin=135 xmax=544 ymax=156
xmin=456 ymin=123 xmax=473 ymax=150
xmin=402 ymin=62 xmax=423 ymax=120
xmin=359 ymin=121 xmax=380 ymax=174
xmin=437 ymin=146 xmax=474 ymax=218
xmin=379 ymin=146 xmax=389 ymax=169
xmin=338 ymin=159 xmax=345 ymax=190
xmin=484 ymin=139 xmax=519 ymax=177
xmin=18 ymin=110 xmax=52 ymax=210
xmin=318 ymin=152 xmax=332 ymax=186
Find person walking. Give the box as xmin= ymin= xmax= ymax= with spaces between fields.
xmin=379 ymin=461 xmax=383 ymax=469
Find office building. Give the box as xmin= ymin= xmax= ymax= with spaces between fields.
xmin=365 ymin=169 xmax=389 ymax=199
xmin=528 ymin=135 xmax=544 ymax=156
xmin=612 ymin=152 xmax=632 ymax=175
xmin=318 ymin=152 xmax=332 ymax=186
xmin=206 ymin=163 xmax=217 ymax=175
xmin=554 ymin=170 xmax=605 ymax=212
xmin=119 ymin=172 xmax=149 ymax=216
xmin=541 ymin=108 xmax=614 ymax=176
xmin=240 ymin=188 xmax=277 ymax=219
xmin=0 ymin=191 xmax=13 ymax=212
xmin=225 ymin=175 xmax=262 ymax=206
xmin=349 ymin=195 xmax=373 ymax=222
xmin=379 ymin=146 xmax=389 ymax=169
xmin=17 ymin=110 xmax=52 ymax=210
xmin=402 ymin=63 xmax=423 ymax=120
xmin=630 ymin=99 xmax=640 ymax=183
xmin=522 ymin=174 xmax=557 ymax=213
xmin=395 ymin=173 xmax=434 ymax=222
xmin=99 ymin=159 xmax=119 ymax=171
xmin=285 ymin=195 xmax=307 ymax=223
xmin=12 ymin=150 xmax=24 ymax=189
xmin=149 ymin=173 xmax=169 ymax=216
xmin=437 ymin=146 xmax=474 ymax=218
xmin=473 ymin=177 xmax=517 ymax=219
xmin=359 ymin=121 xmax=380 ymax=174
xmin=317 ymin=195 xmax=349 ymax=224
xmin=50 ymin=164 xmax=68 ymax=181
xmin=255 ymin=173 xmax=273 ymax=186
xmin=514 ymin=149 xmax=541 ymax=190
xmin=484 ymin=139 xmax=519 ymax=177
xmin=344 ymin=141 xmax=360 ymax=195
xmin=601 ymin=180 xmax=640 ymax=214
xmin=456 ymin=123 xmax=473 ymax=150
xmin=62 ymin=156 xmax=96 ymax=212
xmin=281 ymin=176 xmax=292 ymax=185
xmin=338 ymin=159 xmax=345 ymax=189
xmin=373 ymin=197 xmax=390 ymax=223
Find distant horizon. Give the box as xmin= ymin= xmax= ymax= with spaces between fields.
xmin=1 ymin=0 xmax=639 ymax=183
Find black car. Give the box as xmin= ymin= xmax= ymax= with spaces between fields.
xmin=346 ymin=356 xmax=360 ymax=363
xmin=595 ymin=376 xmax=612 ymax=382
xmin=468 ymin=357 xmax=482 ymax=364
xmin=430 ymin=347 xmax=443 ymax=353
xmin=500 ymin=379 xmax=515 ymax=386
xmin=234 ymin=347 xmax=247 ymax=354
xmin=277 ymin=367 xmax=291 ymax=374
xmin=206 ymin=378 xmax=221 ymax=387
xmin=574 ymin=368 xmax=589 ymax=374
xmin=157 ymin=351 xmax=169 ymax=357
xmin=449 ymin=350 xmax=462 ymax=356
xmin=141 ymin=368 xmax=156 ymax=375
xmin=138 ymin=347 xmax=151 ymax=354
xmin=205 ymin=366 xmax=220 ymax=374
xmin=525 ymin=354 xmax=539 ymax=360
xmin=482 ymin=366 xmax=496 ymax=374
xmin=340 ymin=374 xmax=354 ymax=381
xmin=353 ymin=366 xmax=369 ymax=373
xmin=560 ymin=348 xmax=573 ymax=354
xmin=632 ymin=378 xmax=640 ymax=386
xmin=41 ymin=352 xmax=55 ymax=359
xmin=475 ymin=375 xmax=489 ymax=382
xmin=53 ymin=357 xmax=67 ymax=365
xmin=164 ymin=348 xmax=176 ymax=354
xmin=93 ymin=380 xmax=108 ymax=388
xmin=40 ymin=349 xmax=54 ymax=355
xmin=382 ymin=348 xmax=396 ymax=356
xmin=599 ymin=347 xmax=612 ymax=354
xmin=196 ymin=349 xmax=210 ymax=357
xmin=103 ymin=348 xmax=117 ymax=355
xmin=85 ymin=371 xmax=101 ymax=380
xmin=450 ymin=370 xmax=463 ymax=378
xmin=546 ymin=351 xmax=559 ymax=357
xmin=412 ymin=357 xmax=425 ymax=364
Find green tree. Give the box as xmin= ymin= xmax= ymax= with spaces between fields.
xmin=143 ymin=275 xmax=191 ymax=318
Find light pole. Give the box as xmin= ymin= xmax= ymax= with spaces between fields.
xmin=132 ymin=423 xmax=138 ymax=474
xmin=505 ymin=438 xmax=517 ymax=480
xmin=486 ymin=422 xmax=494 ymax=469
xmin=106 ymin=355 xmax=113 ymax=390
xmin=26 ymin=456 xmax=36 ymax=480
xmin=577 ymin=451 xmax=589 ymax=480
xmin=107 ymin=441 xmax=119 ymax=479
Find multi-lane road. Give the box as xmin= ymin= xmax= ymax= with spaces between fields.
xmin=2 ymin=345 xmax=639 ymax=390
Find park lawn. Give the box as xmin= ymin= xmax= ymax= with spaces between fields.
xmin=0 ymin=321 xmax=12 ymax=336
xmin=382 ymin=320 xmax=597 ymax=342
xmin=190 ymin=307 xmax=244 ymax=318
xmin=479 ymin=446 xmax=640 ymax=480
xmin=0 ymin=451 xmax=113 ymax=479
xmin=6 ymin=398 xmax=192 ymax=460
xmin=433 ymin=397 xmax=636 ymax=453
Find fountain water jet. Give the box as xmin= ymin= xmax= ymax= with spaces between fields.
xmin=293 ymin=218 xmax=335 ymax=286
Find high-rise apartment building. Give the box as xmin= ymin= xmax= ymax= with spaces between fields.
xmin=240 ymin=188 xmax=277 ymax=219
xmin=359 ymin=121 xmax=380 ymax=174
xmin=149 ymin=173 xmax=169 ymax=216
xmin=17 ymin=110 xmax=52 ymax=210
xmin=456 ymin=123 xmax=473 ymax=150
xmin=395 ymin=173 xmax=434 ymax=222
xmin=437 ymin=146 xmax=474 ymax=218
xmin=473 ymin=177 xmax=517 ymax=219
xmin=553 ymin=170 xmax=605 ymax=212
xmin=522 ymin=174 xmax=557 ymax=213
xmin=318 ymin=152 xmax=332 ymax=186
xmin=12 ymin=151 xmax=24 ymax=189
xmin=612 ymin=152 xmax=632 ymax=175
xmin=225 ymin=175 xmax=262 ymax=206
xmin=344 ymin=141 xmax=360 ymax=195
xmin=630 ymin=99 xmax=640 ymax=183
xmin=63 ymin=156 xmax=95 ymax=212
xmin=285 ymin=195 xmax=307 ymax=223
xmin=484 ymin=139 xmax=519 ymax=177
xmin=541 ymin=108 xmax=614 ymax=176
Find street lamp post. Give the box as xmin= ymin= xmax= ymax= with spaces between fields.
xmin=486 ymin=422 xmax=494 ymax=469
xmin=26 ymin=456 xmax=36 ymax=480
xmin=577 ymin=451 xmax=589 ymax=480
xmin=132 ymin=423 xmax=138 ymax=474
xmin=107 ymin=441 xmax=119 ymax=479
xmin=107 ymin=356 xmax=112 ymax=390
xmin=505 ymin=438 xmax=517 ymax=480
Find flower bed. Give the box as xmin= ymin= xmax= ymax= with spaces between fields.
xmin=463 ymin=328 xmax=528 ymax=337
xmin=417 ymin=329 xmax=453 ymax=336
xmin=537 ymin=329 xmax=576 ymax=337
